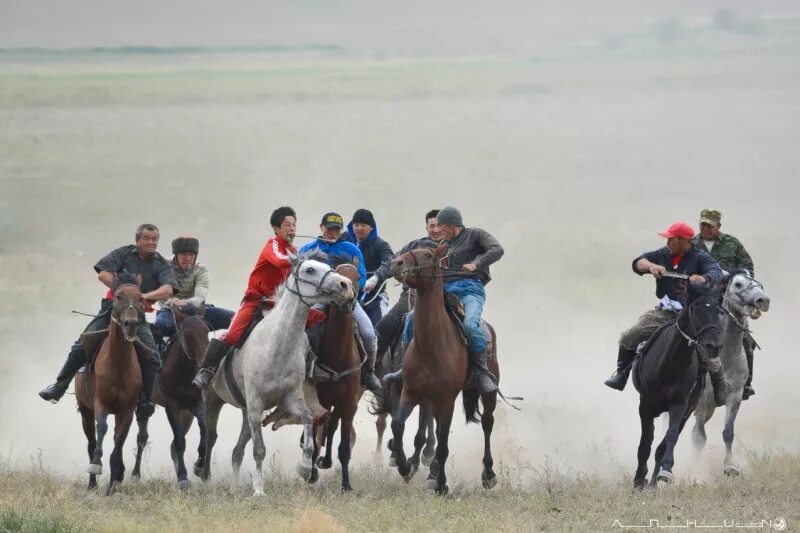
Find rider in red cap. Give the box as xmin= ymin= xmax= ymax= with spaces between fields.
xmin=604 ymin=221 xmax=731 ymax=406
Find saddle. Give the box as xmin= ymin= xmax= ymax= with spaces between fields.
xmin=444 ymin=293 xmax=469 ymax=346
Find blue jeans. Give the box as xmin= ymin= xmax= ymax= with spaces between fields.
xmin=402 ymin=278 xmax=488 ymax=353
xmin=155 ymin=305 xmax=235 ymax=337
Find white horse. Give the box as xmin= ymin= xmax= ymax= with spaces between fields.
xmin=692 ymin=271 xmax=770 ymax=475
xmin=201 ymin=252 xmax=354 ymax=496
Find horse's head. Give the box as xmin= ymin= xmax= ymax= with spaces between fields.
xmin=723 ymin=270 xmax=770 ymax=320
xmin=681 ymin=282 xmax=723 ymax=359
xmin=332 ymin=259 xmax=360 ymax=311
xmin=111 ymin=277 xmax=146 ymax=342
xmin=390 ymin=244 xmax=447 ymax=288
xmin=287 ymin=251 xmax=354 ymax=307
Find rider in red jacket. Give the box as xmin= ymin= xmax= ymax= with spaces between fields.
xmin=192 ymin=206 xmax=298 ymax=388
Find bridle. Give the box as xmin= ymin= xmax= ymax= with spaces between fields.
xmin=284 ymin=259 xmax=338 ymax=307
xmin=109 ymin=284 xmax=146 ymax=326
xmin=675 ymin=299 xmax=721 ymax=358
xmin=398 ymin=250 xmax=447 ymax=280
xmin=721 ymin=275 xmax=763 ymax=333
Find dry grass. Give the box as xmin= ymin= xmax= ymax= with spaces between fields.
xmin=0 ymin=450 xmax=798 ymax=532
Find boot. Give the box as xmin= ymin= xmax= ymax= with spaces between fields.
xmin=361 ymin=347 xmax=382 ymax=393
xmin=382 ymin=342 xmax=406 ymax=384
xmin=743 ymin=341 xmax=755 ymax=400
xmin=38 ymin=343 xmax=87 ymax=403
xmin=136 ymin=357 xmax=158 ymax=419
xmin=192 ymin=338 xmax=228 ymax=389
xmin=709 ymin=370 xmax=730 ymax=407
xmin=469 ymin=348 xmax=497 ymax=395
xmin=604 ymin=346 xmax=636 ymax=391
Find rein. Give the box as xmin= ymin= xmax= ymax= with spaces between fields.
xmin=284 ymin=259 xmax=337 ymax=307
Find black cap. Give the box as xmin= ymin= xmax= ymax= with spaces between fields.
xmin=351 ymin=208 xmax=376 ymax=228
xmin=321 ymin=212 xmax=344 ymax=229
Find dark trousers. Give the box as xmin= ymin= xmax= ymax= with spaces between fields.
xmin=375 ymin=289 xmax=411 ymax=360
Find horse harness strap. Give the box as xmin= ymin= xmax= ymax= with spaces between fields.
xmin=285 ymin=259 xmax=337 ymax=307
xmin=223 ymin=348 xmax=247 ymax=407
xmin=312 ymin=317 xmax=367 ymax=383
xmin=674 ymin=320 xmax=698 ymax=347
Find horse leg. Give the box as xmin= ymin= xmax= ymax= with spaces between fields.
xmin=481 ymin=391 xmax=498 ymax=489
xmin=375 ymin=413 xmax=387 ymax=454
xmin=318 ymin=412 xmax=339 ymax=470
xmin=409 ymin=402 xmax=430 ymax=474
xmin=165 ymin=404 xmax=190 ymax=490
xmin=691 ymin=399 xmax=715 ymax=453
xmin=722 ymin=400 xmax=742 ymax=476
xmin=246 ymin=397 xmax=268 ymax=497
xmin=634 ymin=405 xmax=655 ymax=490
xmin=201 ymin=389 xmax=225 ymax=482
xmin=89 ymin=408 xmax=110 ymax=477
xmin=107 ymin=410 xmax=134 ymax=496
xmin=653 ymin=404 xmax=686 ymax=485
xmin=390 ymin=394 xmax=419 ymax=481
xmin=338 ymin=407 xmax=356 ymax=491
xmin=193 ymin=405 xmax=207 ymax=477
xmin=230 ymin=410 xmax=252 ymax=491
xmin=131 ymin=413 xmax=150 ymax=481
xmin=281 ymin=388 xmax=314 ymax=483
xmin=422 ymin=403 xmax=436 ymax=467
xmin=78 ymin=404 xmax=98 ymax=491
xmin=433 ymin=404 xmax=455 ymax=496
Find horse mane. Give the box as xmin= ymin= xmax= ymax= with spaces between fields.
xmin=723 ymin=268 xmax=750 ymax=284
xmin=687 ymin=281 xmax=720 ymax=304
xmin=299 ymin=249 xmax=328 ymax=264
xmin=328 ymin=253 xmax=353 ymax=269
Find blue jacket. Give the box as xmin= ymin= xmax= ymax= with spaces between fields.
xmin=632 ymin=246 xmax=723 ymax=302
xmin=299 ymin=236 xmax=367 ymax=290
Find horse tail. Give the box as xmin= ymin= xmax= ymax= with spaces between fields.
xmin=368 ymin=385 xmax=389 ymax=416
xmin=462 ymin=388 xmax=482 ymax=424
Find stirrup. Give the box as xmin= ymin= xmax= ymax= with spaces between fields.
xmin=382 ymin=369 xmax=403 ymax=383
xmin=192 ymin=368 xmax=215 ymax=389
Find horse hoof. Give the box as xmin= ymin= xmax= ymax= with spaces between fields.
xmin=308 ymin=467 xmax=319 ymax=485
xmin=341 ymin=484 xmax=354 ymax=492
xmin=178 ymin=479 xmax=191 ymax=491
xmin=424 ymin=478 xmax=437 ymax=491
xmin=297 ymin=461 xmax=313 ymax=482
xmin=388 ymin=455 xmax=397 ymax=468
xmin=252 ymin=489 xmax=265 ymax=497
xmin=387 ymin=438 xmax=394 ymax=452
xmin=193 ymin=465 xmax=204 ymax=478
xmin=421 ymin=452 xmax=434 ymax=467
xmin=317 ymin=457 xmax=332 ymax=470
xmin=435 ymin=484 xmax=449 ymax=496
xmin=482 ymin=471 xmax=497 ymax=489
xmin=724 ymin=466 xmax=740 ymax=477
xmin=87 ymin=464 xmax=103 ymax=476
xmin=131 ymin=473 xmax=140 ymax=483
xmin=656 ymin=471 xmax=674 ymax=485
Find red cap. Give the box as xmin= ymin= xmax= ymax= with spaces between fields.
xmin=658 ymin=221 xmax=695 ymax=239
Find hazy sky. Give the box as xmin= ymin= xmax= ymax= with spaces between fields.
xmin=2 ymin=1 xmax=798 ymax=51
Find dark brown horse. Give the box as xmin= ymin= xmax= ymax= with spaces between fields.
xmin=132 ymin=307 xmax=210 ymax=490
xmin=308 ymin=263 xmax=364 ymax=491
xmin=388 ymin=244 xmax=500 ymax=495
xmin=75 ymin=277 xmax=146 ymax=494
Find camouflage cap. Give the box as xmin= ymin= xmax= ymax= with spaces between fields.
xmin=699 ymin=209 xmax=722 ymax=226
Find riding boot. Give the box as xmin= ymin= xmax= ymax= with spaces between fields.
xmin=743 ymin=339 xmax=755 ymax=400
xmin=192 ymin=338 xmax=228 ymax=389
xmin=604 ymin=346 xmax=636 ymax=391
xmin=469 ymin=348 xmax=497 ymax=395
xmin=709 ymin=370 xmax=731 ymax=407
xmin=136 ymin=356 xmax=159 ymax=419
xmin=38 ymin=342 xmax=87 ymax=403
xmin=360 ymin=348 xmax=382 ymax=393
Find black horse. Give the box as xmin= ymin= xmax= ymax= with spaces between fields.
xmin=631 ymin=282 xmax=722 ymax=489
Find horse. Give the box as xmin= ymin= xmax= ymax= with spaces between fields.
xmin=303 ymin=261 xmax=366 ymax=490
xmin=692 ymin=271 xmax=770 ymax=476
xmin=131 ymin=307 xmax=210 ymax=490
xmin=74 ymin=273 xmax=147 ymax=495
xmin=388 ymin=244 xmax=500 ymax=495
xmin=370 ymin=294 xmax=436 ymax=473
xmin=631 ymin=282 xmax=723 ymax=489
xmin=200 ymin=252 xmax=355 ymax=496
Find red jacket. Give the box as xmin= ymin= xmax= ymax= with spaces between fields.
xmin=243 ymin=236 xmax=296 ymax=302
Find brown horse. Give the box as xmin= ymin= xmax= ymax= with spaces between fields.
xmin=75 ymin=276 xmax=147 ymax=494
xmin=307 ymin=263 xmax=365 ymax=491
xmin=132 ymin=307 xmax=210 ymax=490
xmin=388 ymin=244 xmax=500 ymax=495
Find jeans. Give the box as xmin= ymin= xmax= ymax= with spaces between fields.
xmin=403 ymin=278 xmax=488 ymax=353
xmin=353 ymin=302 xmax=378 ymax=355
xmin=155 ymin=305 xmax=234 ymax=337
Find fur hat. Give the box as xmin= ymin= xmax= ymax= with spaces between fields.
xmin=172 ymin=236 xmax=199 ymax=255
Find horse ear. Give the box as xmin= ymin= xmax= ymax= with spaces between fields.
xmin=434 ymin=243 xmax=448 ymax=259
xmin=287 ymin=251 xmax=299 ymax=265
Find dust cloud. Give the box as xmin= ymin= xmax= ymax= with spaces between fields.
xmin=1 ymin=2 xmax=799 ymax=485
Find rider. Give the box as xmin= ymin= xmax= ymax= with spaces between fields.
xmin=38 ymin=223 xmax=178 ymax=418
xmin=691 ymin=209 xmax=758 ymax=400
xmin=154 ymin=236 xmax=234 ymax=337
xmin=192 ymin=207 xmax=297 ymax=389
xmin=385 ymin=206 xmax=504 ymax=395
xmin=604 ymin=221 xmax=730 ymax=405
xmin=298 ymin=212 xmax=383 ymax=393
xmin=344 ymin=208 xmax=394 ymax=325
xmin=368 ymin=209 xmax=443 ymax=370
